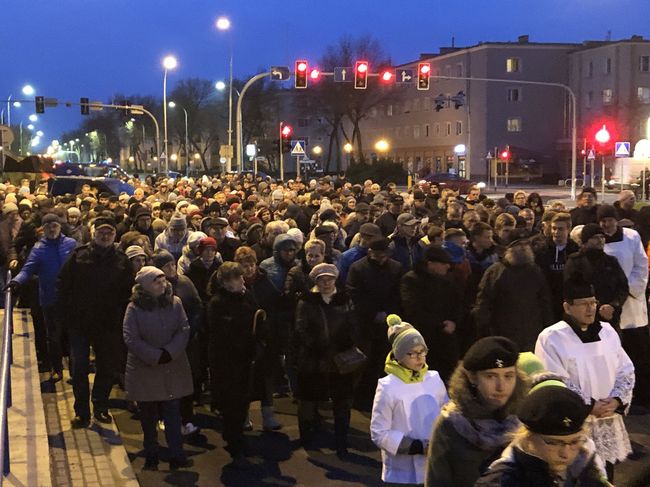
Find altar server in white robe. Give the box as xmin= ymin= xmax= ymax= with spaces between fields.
xmin=535 ymin=277 xmax=635 ymax=483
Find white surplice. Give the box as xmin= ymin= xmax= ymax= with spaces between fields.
xmin=535 ymin=320 xmax=635 ymax=463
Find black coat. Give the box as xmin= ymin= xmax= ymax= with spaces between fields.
xmin=476 ymin=446 xmax=608 ymax=487
xmin=570 ymin=205 xmax=599 ymax=226
xmin=294 ymin=291 xmax=358 ymax=401
xmin=375 ymin=211 xmax=399 ymax=237
xmin=534 ymin=239 xmax=580 ymax=321
xmin=400 ymin=265 xmax=462 ymax=382
xmin=57 ymin=242 xmax=134 ymax=336
xmin=346 ymin=256 xmax=402 ymax=342
xmin=474 ymin=261 xmax=553 ymax=351
xmin=186 ymin=258 xmax=221 ymax=302
xmin=217 ymin=236 xmax=241 ymax=262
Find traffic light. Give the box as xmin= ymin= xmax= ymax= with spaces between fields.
xmin=417 ymin=63 xmax=431 ymax=90
xmin=295 ymin=60 xmax=308 ymax=89
xmin=595 ymin=124 xmax=611 ymax=145
xmin=580 ymin=149 xmax=587 ymax=157
xmin=35 ymin=96 xmax=45 ymax=114
xmin=120 ymin=100 xmax=131 ymax=117
xmin=281 ymin=123 xmax=292 ymax=152
xmin=354 ymin=61 xmax=368 ymax=89
xmin=380 ymin=69 xmax=394 ymax=83
xmin=80 ymin=97 xmax=90 ymax=115
xmin=451 ymin=91 xmax=465 ymax=109
xmin=500 ymin=146 xmax=511 ymax=161
xmin=309 ymin=68 xmax=321 ymax=81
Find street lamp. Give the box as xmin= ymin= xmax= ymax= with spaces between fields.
xmin=162 ymin=54 xmax=178 ymax=173
xmin=312 ymin=145 xmax=323 ymax=156
xmin=22 ymin=85 xmax=35 ymax=96
xmin=215 ymin=81 xmax=226 ymax=91
xmin=375 ymin=139 xmax=390 ymax=153
xmin=216 ymin=15 xmax=234 ymax=172
xmin=29 ymin=114 xmax=38 ymax=122
xmin=168 ymin=101 xmax=189 ymax=175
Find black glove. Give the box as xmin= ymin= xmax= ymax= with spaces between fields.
xmin=3 ymin=280 xmax=19 ymax=293
xmin=408 ymin=439 xmax=424 ymax=455
xmin=158 ymin=349 xmax=172 ymax=364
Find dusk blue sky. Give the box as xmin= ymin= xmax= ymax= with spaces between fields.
xmin=2 ymin=0 xmax=648 ymax=146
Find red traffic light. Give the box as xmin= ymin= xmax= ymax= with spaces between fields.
xmin=500 ymin=150 xmax=511 ymax=160
xmin=595 ymin=124 xmax=611 ymax=144
xmin=357 ymin=62 xmax=368 ymax=73
xmin=380 ymin=70 xmax=394 ymax=82
xmin=354 ymin=61 xmax=369 ymax=89
xmin=417 ymin=62 xmax=431 ymax=90
xmin=419 ymin=64 xmax=431 ymax=74
xmin=281 ymin=124 xmax=293 ymax=138
xmin=297 ymin=62 xmax=307 ymax=72
xmin=580 ymin=149 xmax=587 ymax=156
xmin=295 ymin=60 xmax=308 ymax=89
xmin=309 ymin=68 xmax=320 ymax=80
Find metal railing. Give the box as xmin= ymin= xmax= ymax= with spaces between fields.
xmin=0 ymin=270 xmax=14 ymax=482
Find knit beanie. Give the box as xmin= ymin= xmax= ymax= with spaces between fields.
xmin=168 ymin=212 xmax=187 ymax=230
xmin=135 ymin=266 xmax=165 ymax=288
xmin=386 ymin=314 xmax=427 ymax=362
xmin=151 ymin=249 xmax=175 ymax=269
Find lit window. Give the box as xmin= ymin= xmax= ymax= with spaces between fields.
xmin=506 ymin=58 xmax=520 ymax=73
xmin=507 ymin=118 xmax=522 ymax=132
xmin=602 ymin=89 xmax=613 ymax=104
xmin=387 ymin=105 xmax=393 ymax=117
xmin=638 ymin=87 xmax=650 ymax=104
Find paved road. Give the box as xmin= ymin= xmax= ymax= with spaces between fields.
xmin=109 ymin=387 xmax=650 ymax=487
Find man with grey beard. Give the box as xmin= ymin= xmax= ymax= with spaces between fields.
xmin=473 ymin=231 xmax=553 ymax=351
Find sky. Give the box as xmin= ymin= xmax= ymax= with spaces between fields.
xmin=1 ymin=0 xmax=648 ymax=147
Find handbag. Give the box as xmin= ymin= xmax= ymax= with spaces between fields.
xmin=319 ymin=305 xmax=367 ymax=375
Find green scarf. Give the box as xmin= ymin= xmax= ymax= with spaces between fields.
xmin=384 ymin=353 xmax=429 ymax=384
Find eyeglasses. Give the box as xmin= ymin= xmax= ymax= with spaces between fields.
xmin=569 ymin=300 xmax=599 ymax=309
xmin=405 ymin=351 xmax=428 ymax=359
xmin=540 ymin=436 xmax=587 ymax=449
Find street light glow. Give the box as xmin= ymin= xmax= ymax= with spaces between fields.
xmin=162 ymin=55 xmax=178 ymax=70
xmin=22 ymin=85 xmax=35 ymax=96
xmin=29 ymin=114 xmax=38 ymax=122
xmin=312 ymin=145 xmax=323 ymax=155
xmin=454 ymin=144 xmax=466 ymax=155
xmin=168 ymin=101 xmax=176 ymax=108
xmin=27 ymin=124 xmax=34 ymax=130
xmin=12 ymin=101 xmax=21 ymax=108
xmin=215 ymin=81 xmax=226 ymax=91
xmin=374 ymin=139 xmax=389 ymax=152
xmin=343 ymin=143 xmax=353 ymax=153
xmin=216 ymin=16 xmax=231 ymax=30
xmin=36 ymin=130 xmax=44 ymax=137
xmin=170 ymin=153 xmax=178 ymax=161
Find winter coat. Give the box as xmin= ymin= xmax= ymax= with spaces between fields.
xmin=285 ymin=262 xmax=314 ymax=303
xmin=122 ymin=284 xmax=192 ymax=402
xmin=65 ymin=222 xmax=90 ymax=245
xmin=476 ymin=444 xmax=609 ymax=487
xmin=474 ymin=260 xmax=553 ymax=351
xmin=466 ymin=244 xmax=499 ymax=302
xmin=13 ymin=235 xmax=77 ymax=307
xmin=604 ymin=227 xmax=648 ymax=329
xmin=390 ymin=234 xmax=426 ymax=273
xmin=337 ymin=245 xmax=368 ymax=284
xmin=294 ymin=291 xmax=359 ymax=401
xmin=376 ymin=211 xmax=399 ymax=237
xmin=169 ymin=274 xmax=203 ymax=336
xmin=346 ymin=255 xmax=403 ymax=345
xmin=57 ymin=242 xmax=133 ymax=336
xmin=371 ymin=367 xmax=448 ymax=484
xmin=564 ymin=248 xmax=629 ymax=327
xmin=425 ymin=367 xmax=528 ymax=487
xmin=0 ymin=214 xmax=21 ymax=263
xmin=186 ymin=258 xmax=221 ymax=302
xmin=154 ymin=228 xmax=191 ymax=261
xmin=216 ymin=236 xmax=241 ymax=262
xmin=534 ymin=238 xmax=580 ymax=321
xmin=400 ymin=264 xmax=462 ymax=381
xmin=259 ymin=234 xmax=298 ymax=292
xmin=570 ymin=205 xmax=599 ymax=226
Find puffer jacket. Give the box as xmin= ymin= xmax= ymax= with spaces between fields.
xmin=259 ymin=234 xmax=298 ymax=291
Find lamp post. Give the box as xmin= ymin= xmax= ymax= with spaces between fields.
xmin=168 ymin=101 xmax=189 ymax=174
xmin=216 ymin=16 xmax=234 ymax=172
xmin=162 ymin=55 xmax=178 ymax=174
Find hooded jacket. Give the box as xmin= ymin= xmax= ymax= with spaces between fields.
xmin=425 ymin=366 xmax=528 ymax=487
xmin=259 ymin=233 xmax=298 ymax=292
xmin=154 ymin=215 xmax=190 ymax=260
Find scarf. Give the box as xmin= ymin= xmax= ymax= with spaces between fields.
xmin=442 ymin=401 xmax=520 ymax=450
xmin=384 ymin=353 xmax=429 ymax=384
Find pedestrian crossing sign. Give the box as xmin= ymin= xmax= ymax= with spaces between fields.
xmin=291 ymin=140 xmax=306 ymax=155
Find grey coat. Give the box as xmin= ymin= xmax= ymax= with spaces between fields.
xmin=123 ymin=284 xmax=193 ymax=402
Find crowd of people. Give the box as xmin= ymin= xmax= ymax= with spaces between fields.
xmin=1 ymin=173 xmax=648 ymax=484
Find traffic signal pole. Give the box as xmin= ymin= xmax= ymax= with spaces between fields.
xmin=279 ymin=121 xmax=284 ymax=181
xmin=236 ymin=71 xmax=271 ymax=173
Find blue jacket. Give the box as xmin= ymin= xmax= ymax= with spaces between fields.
xmin=337 ymin=245 xmax=368 ymax=284
xmin=259 ymin=234 xmax=298 ymax=292
xmin=14 ymin=235 xmax=77 ymax=307
xmin=389 ymin=235 xmax=425 ymax=273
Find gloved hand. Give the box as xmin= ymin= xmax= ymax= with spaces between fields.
xmin=408 ymin=439 xmax=424 ymax=455
xmin=3 ymin=280 xmax=19 ymax=293
xmin=158 ymin=349 xmax=172 ymax=364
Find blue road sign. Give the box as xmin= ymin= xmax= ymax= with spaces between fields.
xmin=615 ymin=141 xmax=631 ymax=157
xmin=290 ymin=140 xmax=306 ymax=155
xmin=396 ymin=69 xmax=414 ymax=83
xmin=334 ymin=67 xmax=353 ymax=82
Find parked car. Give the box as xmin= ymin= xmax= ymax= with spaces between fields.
xmin=49 ymin=176 xmax=135 ymax=196
xmin=422 ymin=173 xmax=476 ymax=194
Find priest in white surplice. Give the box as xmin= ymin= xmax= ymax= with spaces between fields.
xmin=535 ymin=278 xmax=635 ymax=483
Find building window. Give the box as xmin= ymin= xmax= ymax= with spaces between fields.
xmin=507 ymin=87 xmax=521 ymax=102
xmin=414 ymin=125 xmax=421 ymax=139
xmin=587 ymin=61 xmax=594 ymax=78
xmin=425 ymin=124 xmax=430 ymax=137
xmin=507 ymin=117 xmax=522 ymax=132
xmin=434 ymin=123 xmax=441 ymax=137
xmin=423 ymin=97 xmax=430 ymax=110
xmin=605 ymin=58 xmax=612 ymax=75
xmin=639 ymin=87 xmax=650 ymax=104
xmin=585 ymin=91 xmax=593 ymax=108
xmin=455 ymin=64 xmax=463 ymax=77
xmin=602 ymin=89 xmax=613 ymax=104
xmin=640 ymin=56 xmax=650 ymax=72
xmin=455 ymin=121 xmax=463 ymax=135
xmin=445 ymin=122 xmax=452 ymax=136
xmin=412 ymin=98 xmax=420 ymax=111
xmin=506 ymin=58 xmax=520 ymax=73
xmin=386 ymin=104 xmax=393 ymax=117
xmin=445 ymin=65 xmax=452 ymax=77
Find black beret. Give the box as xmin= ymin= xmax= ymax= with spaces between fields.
xmin=463 ymin=336 xmax=519 ymax=371
xmin=597 ymin=204 xmax=617 ymax=221
xmin=563 ymin=277 xmax=595 ymax=301
xmin=518 ymin=386 xmax=590 ymax=436
xmin=581 ymin=223 xmax=605 ymax=244
xmin=423 ymin=246 xmax=452 ymax=264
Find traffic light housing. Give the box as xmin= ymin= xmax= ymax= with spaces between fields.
xmin=35 ymin=96 xmax=45 ymax=114
xmin=417 ymin=63 xmax=431 ymax=90
xmin=380 ymin=70 xmax=394 ymax=83
xmin=354 ymin=61 xmax=368 ymax=89
xmin=80 ymin=97 xmax=90 ymax=115
xmin=434 ymin=94 xmax=446 ymax=112
xmin=451 ymin=91 xmax=465 ymax=109
xmin=295 ymin=60 xmax=308 ymax=89
xmin=309 ymin=68 xmax=321 ymax=81
xmin=500 ymin=146 xmax=511 ymax=161
xmin=281 ymin=123 xmax=293 ymax=152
